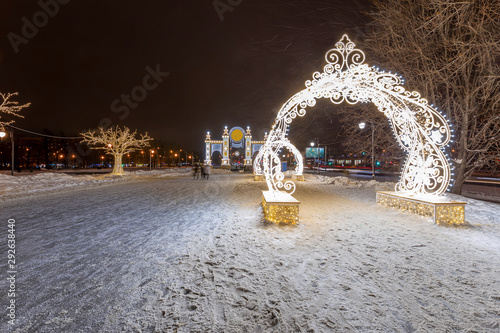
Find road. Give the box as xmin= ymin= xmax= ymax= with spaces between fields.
xmin=304 ymin=169 xmax=500 ymax=202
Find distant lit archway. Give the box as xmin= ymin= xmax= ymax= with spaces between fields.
xmin=254 ymin=35 xmax=452 ymax=197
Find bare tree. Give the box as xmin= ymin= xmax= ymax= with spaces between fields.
xmin=0 ymin=92 xmax=31 ymax=131
xmin=364 ymin=0 xmax=500 ymax=194
xmin=338 ymin=104 xmax=404 ymax=170
xmin=80 ymin=126 xmax=152 ymax=175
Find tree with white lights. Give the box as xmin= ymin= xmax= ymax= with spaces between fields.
xmin=366 ymin=0 xmax=500 ymax=194
xmin=0 ymin=92 xmax=31 ymax=131
xmin=80 ymin=126 xmax=152 ymax=175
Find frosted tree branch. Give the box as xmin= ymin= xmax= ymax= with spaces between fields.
xmin=0 ymin=92 xmax=31 ymax=131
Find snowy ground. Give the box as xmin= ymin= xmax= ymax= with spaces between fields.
xmin=0 ymin=171 xmax=499 ymax=332
xmin=0 ymin=168 xmax=195 ymax=200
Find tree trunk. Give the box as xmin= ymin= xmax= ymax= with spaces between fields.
xmin=112 ymin=154 xmax=125 ymax=175
xmin=450 ymin=162 xmax=466 ymax=195
xmin=450 ymin=112 xmax=469 ymax=195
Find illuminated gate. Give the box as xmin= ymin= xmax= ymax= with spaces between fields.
xmin=254 ymin=34 xmax=453 ymax=198
xmin=205 ymin=126 xmax=267 ymax=168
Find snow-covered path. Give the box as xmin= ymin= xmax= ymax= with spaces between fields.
xmin=1 ymin=172 xmax=499 ymax=332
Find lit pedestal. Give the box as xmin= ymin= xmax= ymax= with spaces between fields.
xmin=262 ymin=190 xmax=300 ymax=224
xmin=254 ymin=174 xmax=264 ymax=181
xmin=292 ymin=174 xmax=305 ymax=181
xmin=376 ymin=191 xmax=466 ymax=225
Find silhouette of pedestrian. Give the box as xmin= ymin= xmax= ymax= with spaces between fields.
xmin=204 ymin=164 xmax=211 ymax=179
xmin=201 ymin=164 xmax=206 ymax=179
xmin=193 ymin=163 xmax=200 ymax=180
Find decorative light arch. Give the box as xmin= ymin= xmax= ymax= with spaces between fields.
xmin=254 ymin=34 xmax=452 ymax=197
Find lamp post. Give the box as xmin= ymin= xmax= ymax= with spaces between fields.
xmin=310 ymin=142 xmax=315 ymax=171
xmin=359 ymin=122 xmax=375 ymax=180
xmin=150 ymin=150 xmax=154 ymax=171
xmin=310 ymin=138 xmax=320 ymax=174
xmin=0 ymin=127 xmax=14 ymax=175
xmin=0 ymin=131 xmax=5 ymax=170
xmin=156 ymin=147 xmax=160 ymax=168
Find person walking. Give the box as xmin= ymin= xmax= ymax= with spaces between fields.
xmin=201 ymin=164 xmax=206 ymax=179
xmin=204 ymin=164 xmax=211 ymax=180
xmin=193 ymin=163 xmax=200 ymax=180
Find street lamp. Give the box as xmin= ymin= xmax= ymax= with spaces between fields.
xmin=359 ymin=122 xmax=375 ymax=180
xmin=0 ymin=127 xmax=15 ymax=175
xmin=310 ymin=142 xmax=315 ymax=171
xmin=310 ymin=139 xmax=320 ymax=174
xmin=150 ymin=150 xmax=155 ymax=170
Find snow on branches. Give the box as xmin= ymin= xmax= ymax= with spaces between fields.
xmin=80 ymin=126 xmax=153 ymax=175
xmin=0 ymin=92 xmax=31 ymax=131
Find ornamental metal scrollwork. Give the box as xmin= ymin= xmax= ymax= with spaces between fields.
xmin=254 ymin=34 xmax=452 ymax=197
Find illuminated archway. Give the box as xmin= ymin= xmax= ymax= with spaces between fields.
xmin=254 ymin=34 xmax=452 ymax=197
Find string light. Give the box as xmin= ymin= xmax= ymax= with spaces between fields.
xmin=262 ymin=193 xmax=299 ymax=224
xmin=377 ymin=192 xmax=465 ymax=225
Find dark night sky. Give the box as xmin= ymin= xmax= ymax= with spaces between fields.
xmin=0 ymin=0 xmax=372 ymax=153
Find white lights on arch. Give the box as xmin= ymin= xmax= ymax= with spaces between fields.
xmin=254 ymin=34 xmax=452 ymax=197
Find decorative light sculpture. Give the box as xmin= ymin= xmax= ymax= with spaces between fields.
xmin=255 ymin=34 xmax=452 ymax=197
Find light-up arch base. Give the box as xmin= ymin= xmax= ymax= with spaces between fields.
xmin=377 ymin=191 xmax=466 ymax=225
xmin=262 ymin=191 xmax=300 ymax=224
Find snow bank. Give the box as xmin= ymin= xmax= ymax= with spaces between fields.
xmin=210 ymin=168 xmax=234 ymax=175
xmin=313 ymin=174 xmax=396 ymax=191
xmin=0 ymin=168 xmax=191 ymax=200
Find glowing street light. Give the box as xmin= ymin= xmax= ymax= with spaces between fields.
xmin=150 ymin=150 xmax=155 ymax=170
xmin=359 ymin=122 xmax=375 ymax=180
xmin=0 ymin=127 xmax=15 ymax=175
xmin=310 ymin=140 xmax=319 ymax=173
